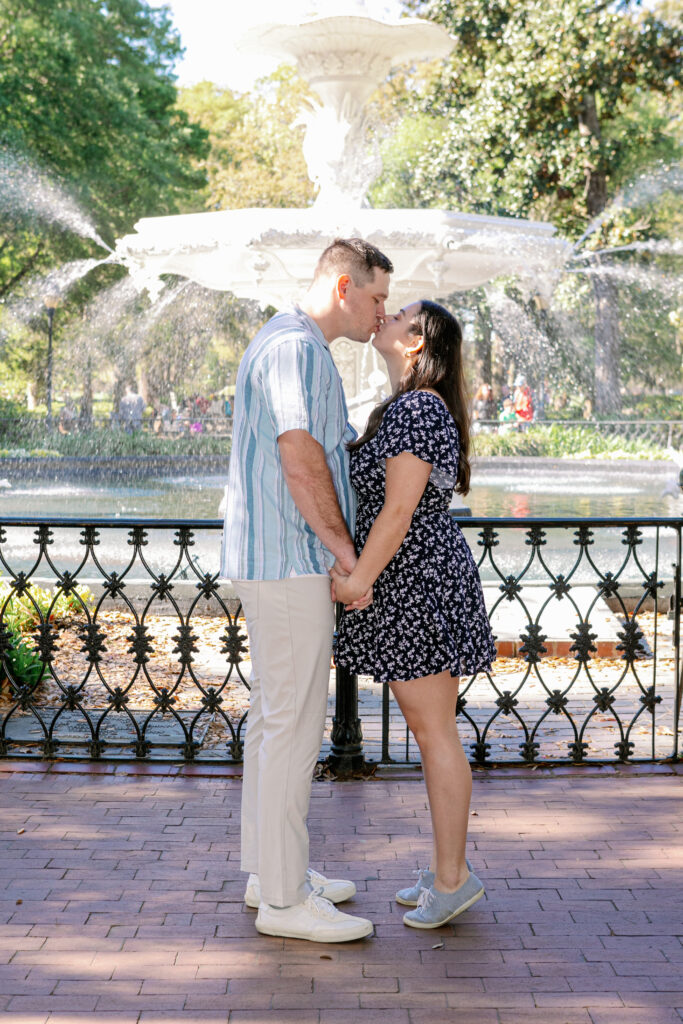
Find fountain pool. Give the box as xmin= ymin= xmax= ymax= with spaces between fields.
xmin=1 ymin=457 xmax=678 ymax=520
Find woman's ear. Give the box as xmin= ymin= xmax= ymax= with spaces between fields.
xmin=404 ymin=336 xmax=424 ymax=358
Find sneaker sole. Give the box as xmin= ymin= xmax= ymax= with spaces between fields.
xmin=245 ymin=887 xmax=355 ymax=910
xmin=255 ymin=918 xmax=374 ymax=942
xmin=395 ymin=893 xmax=419 ymax=907
xmin=402 ymin=886 xmax=484 ymax=929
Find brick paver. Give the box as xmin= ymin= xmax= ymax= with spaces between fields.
xmin=0 ymin=763 xmax=681 ymax=1024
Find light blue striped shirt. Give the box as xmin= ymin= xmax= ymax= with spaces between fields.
xmin=220 ymin=305 xmax=356 ymax=581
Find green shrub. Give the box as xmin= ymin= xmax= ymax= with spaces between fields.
xmin=0 ymin=430 xmax=230 ymax=458
xmin=0 ymin=577 xmax=94 ymax=633
xmin=2 ymin=633 xmax=47 ymax=690
xmin=472 ymin=424 xmax=672 ymax=460
xmin=0 ymin=577 xmax=95 ymax=690
xmin=620 ymin=395 xmax=683 ymax=420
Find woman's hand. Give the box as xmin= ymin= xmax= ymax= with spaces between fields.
xmin=329 ymin=564 xmax=373 ymax=610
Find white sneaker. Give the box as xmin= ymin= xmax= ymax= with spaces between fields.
xmin=255 ymin=889 xmax=373 ymax=943
xmin=244 ymin=868 xmax=356 ymax=909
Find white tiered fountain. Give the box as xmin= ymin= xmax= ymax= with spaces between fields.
xmin=115 ymin=3 xmax=569 ymax=423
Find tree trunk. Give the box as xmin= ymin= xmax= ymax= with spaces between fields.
xmin=112 ymin=374 xmax=127 ymax=423
xmin=593 ymin=270 xmax=621 ymax=416
xmin=490 ymin=331 xmax=506 ymax=401
xmin=579 ymin=91 xmax=621 ymax=415
xmin=79 ymin=360 xmax=93 ymax=428
xmin=138 ymin=364 xmax=149 ymax=405
xmin=474 ymin=302 xmax=493 ymax=385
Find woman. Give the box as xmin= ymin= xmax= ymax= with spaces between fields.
xmin=332 ymin=300 xmax=496 ymax=929
xmin=472 ymin=382 xmax=495 ymax=426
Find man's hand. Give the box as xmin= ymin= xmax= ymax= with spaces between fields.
xmin=329 ymin=564 xmax=373 ymax=611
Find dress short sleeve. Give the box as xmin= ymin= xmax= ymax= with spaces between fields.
xmin=376 ymin=391 xmax=459 ymax=479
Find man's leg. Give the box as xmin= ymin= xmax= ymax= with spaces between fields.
xmin=235 ymin=582 xmax=263 ymax=875
xmin=235 ymin=576 xmax=334 ymax=908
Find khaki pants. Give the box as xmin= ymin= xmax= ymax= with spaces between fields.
xmin=233 ymin=576 xmax=335 ymax=907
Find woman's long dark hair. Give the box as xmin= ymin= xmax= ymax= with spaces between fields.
xmin=348 ymin=300 xmax=471 ymax=495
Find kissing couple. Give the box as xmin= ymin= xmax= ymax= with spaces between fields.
xmin=221 ymin=237 xmax=495 ymax=942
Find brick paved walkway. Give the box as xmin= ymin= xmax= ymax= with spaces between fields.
xmin=0 ymin=762 xmax=681 ymax=1024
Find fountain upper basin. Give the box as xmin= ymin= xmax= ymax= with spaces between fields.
xmin=116 ymin=205 xmax=569 ymax=307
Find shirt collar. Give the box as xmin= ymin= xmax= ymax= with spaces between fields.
xmin=285 ymin=303 xmax=330 ymax=352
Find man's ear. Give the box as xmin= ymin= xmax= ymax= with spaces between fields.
xmin=336 ymin=274 xmax=351 ymax=301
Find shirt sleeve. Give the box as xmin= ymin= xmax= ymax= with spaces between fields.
xmin=377 ymin=392 xmax=459 ymax=474
xmin=258 ymin=335 xmax=329 ymax=443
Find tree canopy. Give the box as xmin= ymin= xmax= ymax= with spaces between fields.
xmin=379 ymin=0 xmax=683 ymax=413
xmin=178 ymin=68 xmax=314 ymax=210
xmin=1 ymin=0 xmax=681 ymax=420
xmin=0 ymin=0 xmax=208 ymax=297
xmin=400 ymin=0 xmax=681 ymax=234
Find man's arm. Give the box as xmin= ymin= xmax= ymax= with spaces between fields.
xmin=278 ymin=428 xmax=357 ymax=575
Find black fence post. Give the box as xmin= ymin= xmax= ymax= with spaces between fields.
xmin=673 ymin=526 xmax=682 ymax=762
xmin=328 ymin=602 xmax=364 ymax=773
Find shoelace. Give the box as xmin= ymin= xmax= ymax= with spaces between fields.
xmin=305 ymin=887 xmax=339 ymax=921
xmin=416 ymin=887 xmax=436 ymax=912
xmin=306 ymin=868 xmax=327 ymax=886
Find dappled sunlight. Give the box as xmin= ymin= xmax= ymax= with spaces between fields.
xmin=1 ymin=769 xmax=680 ymax=1017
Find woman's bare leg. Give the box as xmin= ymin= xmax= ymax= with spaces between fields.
xmin=390 ymin=670 xmax=471 ymax=892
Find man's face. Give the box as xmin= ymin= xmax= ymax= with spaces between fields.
xmin=339 ymin=268 xmax=391 ymax=343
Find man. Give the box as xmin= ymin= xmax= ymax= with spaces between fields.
xmin=513 ymin=374 xmax=534 ymax=424
xmin=221 ymin=238 xmax=392 ymax=942
xmin=118 ymin=383 xmax=145 ymax=432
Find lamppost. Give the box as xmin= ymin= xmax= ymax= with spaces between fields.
xmin=43 ymin=294 xmax=60 ymax=430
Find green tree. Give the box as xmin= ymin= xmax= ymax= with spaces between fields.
xmin=179 ymin=67 xmax=315 ymax=210
xmin=0 ymin=0 xmax=208 ymax=294
xmin=135 ymin=284 xmax=267 ymax=407
xmin=398 ymin=0 xmax=682 ymax=413
xmin=0 ymin=0 xmax=209 ymax=411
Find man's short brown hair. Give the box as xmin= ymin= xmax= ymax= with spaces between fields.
xmin=314 ymin=237 xmax=393 ymax=287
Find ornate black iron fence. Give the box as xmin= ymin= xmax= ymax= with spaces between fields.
xmin=372 ymin=517 xmax=682 ymax=768
xmin=0 ymin=515 xmax=681 ymax=768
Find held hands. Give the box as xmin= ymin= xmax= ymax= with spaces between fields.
xmin=329 ymin=560 xmax=373 ymax=611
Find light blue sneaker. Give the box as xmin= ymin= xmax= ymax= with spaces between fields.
xmin=395 ymin=859 xmax=473 ymax=907
xmin=403 ymin=872 xmax=485 ymax=929
xmin=395 ymin=868 xmax=435 ymax=907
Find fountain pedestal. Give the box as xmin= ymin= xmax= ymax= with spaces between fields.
xmin=112 ymin=7 xmax=571 ymax=769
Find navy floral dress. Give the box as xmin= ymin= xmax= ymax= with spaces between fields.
xmin=335 ymin=390 xmax=496 ymax=684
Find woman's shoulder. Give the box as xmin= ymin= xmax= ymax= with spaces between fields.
xmin=382 ymin=389 xmax=460 ymax=452
xmin=390 ymin=389 xmax=454 ymax=426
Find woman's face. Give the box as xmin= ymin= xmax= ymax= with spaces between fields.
xmin=372 ymin=301 xmax=423 ymax=361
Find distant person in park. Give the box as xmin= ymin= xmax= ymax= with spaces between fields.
xmin=194 ymin=393 xmax=210 ymax=416
xmin=332 ymin=300 xmax=496 ymax=929
xmin=172 ymin=401 xmax=190 ymax=434
xmin=473 ymin=382 xmax=495 ymax=422
xmin=118 ymin=383 xmax=145 ymax=433
xmin=472 ymin=382 xmax=495 ymax=433
xmin=58 ymin=394 xmax=77 ymax=434
xmin=513 ymin=374 xmax=534 ymax=424
xmin=155 ymin=404 xmax=172 ymax=433
xmin=207 ymin=394 xmax=224 ymax=429
xmin=221 ymin=237 xmax=392 ymax=943
xmin=498 ymin=396 xmax=518 ymax=433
